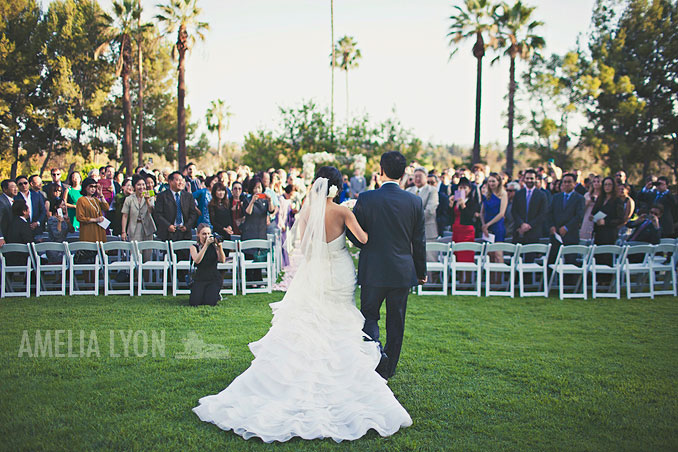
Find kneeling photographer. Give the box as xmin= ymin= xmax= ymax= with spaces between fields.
xmin=189 ymin=223 xmax=227 ymax=306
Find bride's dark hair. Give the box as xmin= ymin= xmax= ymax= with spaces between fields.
xmin=314 ymin=166 xmax=343 ymax=203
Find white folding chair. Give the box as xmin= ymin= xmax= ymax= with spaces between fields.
xmin=218 ymin=240 xmax=239 ymax=296
xmin=240 ymin=239 xmax=273 ymax=294
xmin=589 ymin=245 xmax=625 ymax=299
xmin=31 ymin=242 xmax=68 ymax=297
xmin=622 ymin=245 xmax=655 ymax=299
xmin=0 ymin=243 xmax=32 ymax=298
xmin=100 ymin=241 xmax=137 ymax=296
xmin=66 ymin=242 xmax=101 ymax=295
xmin=516 ymin=243 xmax=551 ymax=297
xmin=135 ymin=241 xmax=170 ymax=296
xmin=548 ymin=245 xmax=590 ymax=299
xmin=651 ymin=243 xmax=677 ymax=297
xmin=417 ymin=242 xmax=449 ymax=296
xmin=450 ymin=242 xmax=484 ymax=296
xmin=169 ymin=240 xmax=195 ymax=296
xmin=484 ymin=242 xmax=518 ymax=297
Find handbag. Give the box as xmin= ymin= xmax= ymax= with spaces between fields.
xmin=253 ymin=248 xmax=268 ymax=262
xmin=74 ymin=249 xmax=97 ymax=264
xmin=185 ymin=259 xmax=195 ymax=289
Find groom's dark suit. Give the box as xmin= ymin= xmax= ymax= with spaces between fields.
xmin=347 ymin=181 xmax=426 ymax=379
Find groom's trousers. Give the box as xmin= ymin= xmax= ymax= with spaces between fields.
xmin=360 ymin=285 xmax=410 ymax=377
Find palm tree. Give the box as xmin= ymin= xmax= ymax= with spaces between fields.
xmin=333 ymin=36 xmax=362 ymax=134
xmin=330 ymin=0 xmax=335 ymax=143
xmin=493 ymin=1 xmax=544 ymax=176
xmin=205 ymin=99 xmax=233 ymax=160
xmin=155 ymin=0 xmax=209 ymax=169
xmin=448 ymin=0 xmax=498 ymax=165
xmin=96 ymin=0 xmax=149 ymax=176
xmin=137 ymin=0 xmax=144 ymax=167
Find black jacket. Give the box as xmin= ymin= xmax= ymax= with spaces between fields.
xmin=511 ymin=187 xmax=548 ymax=242
xmin=548 ymin=191 xmax=585 ymax=245
xmin=5 ymin=216 xmax=33 ymax=266
xmin=153 ymin=189 xmax=199 ymax=241
xmin=347 ymin=183 xmax=426 ymax=288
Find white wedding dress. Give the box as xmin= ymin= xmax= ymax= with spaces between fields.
xmin=192 ymin=178 xmax=412 ymax=443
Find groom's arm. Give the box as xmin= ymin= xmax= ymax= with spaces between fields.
xmin=412 ymin=199 xmax=427 ymax=280
xmin=346 ymin=196 xmax=366 ymax=248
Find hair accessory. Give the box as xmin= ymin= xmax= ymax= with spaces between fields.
xmin=327 ymin=185 xmax=338 ymax=198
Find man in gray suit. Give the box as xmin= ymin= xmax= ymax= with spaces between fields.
xmin=0 ymin=179 xmax=17 ymax=247
xmin=548 ymin=172 xmax=585 ymax=264
xmin=406 ymin=167 xmax=439 ymax=243
xmin=349 ymin=169 xmax=367 ymax=199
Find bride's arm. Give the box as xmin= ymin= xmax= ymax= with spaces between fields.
xmin=344 ymin=207 xmax=368 ymax=244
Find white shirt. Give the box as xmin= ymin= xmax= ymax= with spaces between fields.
xmin=20 ymin=191 xmax=33 ymax=223
xmin=4 ymin=194 xmax=13 ymax=205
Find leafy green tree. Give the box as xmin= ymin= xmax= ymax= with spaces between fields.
xmin=492 ymin=0 xmax=544 ymax=176
xmin=448 ymin=0 xmax=498 ymax=165
xmin=155 ymin=0 xmax=209 ymax=170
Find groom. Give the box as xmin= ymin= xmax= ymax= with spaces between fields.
xmin=347 ymin=151 xmax=427 ymax=380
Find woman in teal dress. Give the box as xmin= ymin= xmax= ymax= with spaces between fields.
xmin=66 ymin=171 xmax=83 ymax=230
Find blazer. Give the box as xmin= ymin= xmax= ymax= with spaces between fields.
xmin=5 ymin=217 xmax=33 ymax=266
xmin=15 ymin=190 xmax=47 ymax=232
xmin=347 ymin=182 xmax=426 ymax=288
xmin=0 ymin=194 xmax=12 ymax=240
xmin=549 ymin=191 xmax=585 ymax=245
xmin=511 ymin=187 xmax=548 ymax=242
xmin=153 ymin=189 xmax=199 ymax=241
xmin=122 ymin=195 xmax=156 ymax=238
xmin=406 ymin=184 xmax=439 ymax=227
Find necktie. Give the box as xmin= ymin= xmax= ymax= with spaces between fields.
xmin=175 ymin=192 xmax=183 ymax=225
xmin=526 ymin=189 xmax=532 ymax=215
xmin=416 ymin=188 xmax=420 ymax=195
xmin=563 ymin=192 xmax=570 ymax=209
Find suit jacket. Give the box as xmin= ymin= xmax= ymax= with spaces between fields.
xmin=0 ymin=194 xmax=12 ymax=240
xmin=347 ymin=182 xmax=426 ymax=288
xmin=15 ymin=191 xmax=47 ymax=232
xmin=406 ymin=184 xmax=439 ymax=230
xmin=153 ymin=189 xmax=199 ymax=241
xmin=349 ymin=175 xmax=367 ymax=198
xmin=654 ymin=191 xmax=676 ymax=237
xmin=5 ymin=217 xmax=33 ymax=266
xmin=549 ymin=191 xmax=585 ymax=244
xmin=511 ymin=187 xmax=548 ymax=243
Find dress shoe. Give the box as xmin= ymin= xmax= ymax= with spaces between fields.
xmin=376 ymin=351 xmax=389 ymax=380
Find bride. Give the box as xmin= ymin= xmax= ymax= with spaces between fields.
xmin=193 ymin=166 xmax=412 ymax=443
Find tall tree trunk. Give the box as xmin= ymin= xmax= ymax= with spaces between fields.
xmin=122 ymin=37 xmax=134 ymax=176
xmin=330 ymin=0 xmax=335 ymax=145
xmin=137 ymin=0 xmax=144 ymax=168
xmin=217 ymin=125 xmax=222 ymax=160
xmin=346 ymin=68 xmax=349 ymax=137
xmin=10 ymin=131 xmax=20 ymax=179
xmin=177 ymin=46 xmax=187 ymax=170
xmin=506 ymin=54 xmax=516 ymax=177
xmin=472 ymin=32 xmax=485 ymax=165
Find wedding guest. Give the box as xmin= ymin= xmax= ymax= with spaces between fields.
xmin=548 ymin=173 xmax=585 ymax=265
xmin=481 ymin=173 xmax=508 ymax=270
xmin=5 ymin=199 xmax=33 ymax=266
xmin=406 ymin=168 xmax=439 ymax=245
xmin=193 ymin=175 xmax=217 ymax=227
xmin=87 ymin=168 xmax=100 ymax=181
xmin=44 ymin=167 xmax=69 ymax=195
xmin=511 ymin=169 xmax=547 ymax=245
xmin=66 ymin=171 xmax=83 ymax=230
xmin=592 ymin=175 xmax=624 ymax=275
xmin=111 ymin=178 xmax=133 ymax=236
xmin=76 ymin=177 xmax=109 ymax=244
xmin=580 ymin=175 xmax=601 ymax=241
xmin=154 ymin=171 xmax=199 ymax=243
xmin=0 ymin=179 xmax=17 ymax=247
xmin=121 ymin=175 xmax=156 ymax=247
xmin=626 ymin=205 xmax=662 ymax=244
xmin=44 ymin=183 xmax=64 ymax=216
xmin=46 ymin=198 xmax=70 ymax=262
xmin=242 ymin=177 xmax=274 ymax=283
xmin=653 ymin=176 xmax=676 ymax=238
xmin=208 ymin=183 xmax=233 ymax=241
xmin=618 ymin=183 xmax=636 ymax=226
xmin=504 ymin=181 xmax=520 ymax=240
xmin=189 ymin=223 xmax=226 ymax=306
xmin=615 ymin=170 xmax=636 ymax=200
xmin=340 ymin=174 xmax=350 ymax=202
xmin=15 ymin=175 xmax=46 ymax=237
xmin=349 ymin=168 xmax=367 ymax=199
xmin=230 ymin=181 xmax=246 ymax=236
xmin=449 ymin=177 xmax=479 ymax=264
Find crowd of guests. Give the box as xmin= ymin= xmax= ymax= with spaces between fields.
xmin=0 ymin=159 xmax=675 ymax=294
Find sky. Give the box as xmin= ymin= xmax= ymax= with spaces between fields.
xmin=50 ymin=0 xmax=597 ymax=148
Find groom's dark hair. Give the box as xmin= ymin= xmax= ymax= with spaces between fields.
xmin=380 ymin=151 xmax=407 ymax=179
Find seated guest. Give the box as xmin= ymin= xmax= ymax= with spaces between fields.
xmin=208 ymin=183 xmax=233 ymax=241
xmin=5 ymin=199 xmax=33 ymax=266
xmin=627 ymin=205 xmax=663 ymax=245
xmin=189 ymin=223 xmax=226 ymax=306
xmin=46 ymin=198 xmax=70 ymax=262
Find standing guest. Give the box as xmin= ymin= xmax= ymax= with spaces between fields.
xmin=0 ymin=179 xmax=18 ymax=247
xmin=592 ymin=177 xmax=624 ymax=246
xmin=406 ymin=168 xmax=439 ymax=245
xmin=189 ymin=223 xmax=226 ymax=306
xmin=618 ymin=183 xmax=636 ymax=226
xmin=15 ymin=175 xmax=47 ymax=237
xmin=638 ymin=175 xmax=658 ymax=210
xmin=66 ymin=172 xmax=83 ymax=231
xmin=349 ymin=168 xmax=367 ymax=199
xmin=154 ymin=171 xmax=199 ymax=243
xmin=435 ymin=173 xmax=451 ymax=236
xmin=114 ymin=171 xmax=125 ymax=187
xmin=100 ymin=165 xmax=120 ymax=206
xmin=260 ymin=171 xmax=280 ymax=235
xmin=615 ymin=170 xmax=636 ymax=199
xmin=511 ymin=169 xmax=547 ymax=245
xmin=230 ymin=181 xmax=246 ymax=236
xmin=193 ymin=175 xmax=217 ymax=227
xmin=112 ymin=179 xmax=133 ymax=236
xmin=208 ymin=183 xmax=234 ymax=240
xmin=88 ymin=168 xmax=100 ymax=181
xmin=340 ymin=174 xmax=350 ymax=202
xmin=29 ymin=174 xmax=50 ymax=218
xmin=581 ymin=175 xmax=601 ymax=241
xmin=449 ymin=177 xmax=479 ymax=264
xmin=653 ymin=176 xmax=676 ymax=238
xmin=184 ymin=162 xmax=201 ymax=193
xmin=44 ymin=183 xmax=64 ymax=216
xmin=44 ymin=168 xmax=70 ymax=194
xmin=367 ymin=172 xmax=381 ymax=191
xmin=481 ymin=173 xmax=508 ymax=276
xmin=143 ymin=172 xmax=157 ymax=194
xmin=121 ymin=175 xmax=156 ymax=247
xmin=548 ymin=173 xmax=585 ymax=264
xmin=76 ymin=177 xmax=109 ymax=244
xmin=241 ymin=177 xmax=275 ymax=283
xmin=504 ymin=181 xmax=519 ymax=240
xmin=46 ymin=198 xmax=70 ymax=262
xmin=5 ymin=199 xmax=33 ymax=266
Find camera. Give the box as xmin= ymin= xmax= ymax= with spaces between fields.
xmin=211 ymin=233 xmax=224 ymax=244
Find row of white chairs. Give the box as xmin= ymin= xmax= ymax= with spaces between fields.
xmin=0 ymin=238 xmax=278 ymax=298
xmin=418 ymin=241 xmax=677 ymax=300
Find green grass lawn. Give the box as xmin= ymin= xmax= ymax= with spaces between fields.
xmin=1 ymin=292 xmax=677 ymax=451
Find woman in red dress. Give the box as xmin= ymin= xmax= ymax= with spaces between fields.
xmin=449 ymin=177 xmax=479 ymax=262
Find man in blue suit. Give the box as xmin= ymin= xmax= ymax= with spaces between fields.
xmin=346 ymin=151 xmax=427 ymax=380
xmin=14 ymin=175 xmax=46 ymax=237
xmin=548 ymin=173 xmax=585 ymax=264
